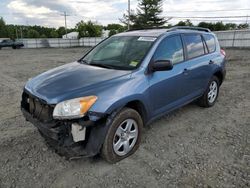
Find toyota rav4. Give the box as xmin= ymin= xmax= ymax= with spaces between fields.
xmin=21 ymin=26 xmax=226 ymax=163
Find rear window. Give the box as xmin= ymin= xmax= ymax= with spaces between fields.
xmin=203 ymin=34 xmax=216 ymax=53
xmin=183 ymin=34 xmax=205 ymax=59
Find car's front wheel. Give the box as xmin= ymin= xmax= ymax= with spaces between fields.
xmin=101 ymin=107 xmax=143 ymax=163
xmin=198 ymin=76 xmax=220 ymax=107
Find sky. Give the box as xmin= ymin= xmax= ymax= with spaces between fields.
xmin=0 ymin=0 xmax=250 ymax=28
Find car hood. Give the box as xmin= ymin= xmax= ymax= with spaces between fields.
xmin=25 ymin=62 xmax=131 ymax=104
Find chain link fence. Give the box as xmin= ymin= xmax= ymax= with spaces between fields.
xmin=215 ymin=30 xmax=250 ymax=48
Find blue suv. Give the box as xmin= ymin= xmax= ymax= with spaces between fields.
xmin=21 ymin=26 xmax=226 ymax=163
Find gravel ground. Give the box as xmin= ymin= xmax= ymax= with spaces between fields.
xmin=0 ymin=48 xmax=249 ymax=188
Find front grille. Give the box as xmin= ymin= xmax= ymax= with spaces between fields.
xmin=21 ymin=91 xmax=54 ymax=123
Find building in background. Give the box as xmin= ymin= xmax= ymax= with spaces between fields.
xmin=62 ymin=32 xmax=79 ymax=39
xmin=102 ymin=30 xmax=110 ymax=38
xmin=0 ymin=38 xmax=10 ymax=42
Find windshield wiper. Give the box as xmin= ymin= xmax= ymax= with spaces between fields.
xmin=89 ymin=63 xmax=115 ymax=69
xmin=79 ymin=60 xmax=132 ymax=70
xmin=78 ymin=59 xmax=88 ymax=64
xmin=78 ymin=59 xmax=114 ymax=69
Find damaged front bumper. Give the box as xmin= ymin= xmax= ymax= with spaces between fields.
xmin=21 ymin=91 xmax=109 ymax=159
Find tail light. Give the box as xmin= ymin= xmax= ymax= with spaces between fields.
xmin=220 ymin=49 xmax=226 ymax=57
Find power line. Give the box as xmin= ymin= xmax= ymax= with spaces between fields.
xmin=165 ymin=8 xmax=250 ymax=13
xmin=172 ymin=18 xmax=250 ymax=22
xmin=168 ymin=16 xmax=250 ymax=19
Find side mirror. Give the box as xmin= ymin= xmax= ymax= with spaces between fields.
xmin=150 ymin=60 xmax=173 ymax=72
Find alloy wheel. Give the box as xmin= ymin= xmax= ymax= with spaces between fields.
xmin=208 ymin=81 xmax=218 ymax=103
xmin=113 ymin=119 xmax=138 ymax=156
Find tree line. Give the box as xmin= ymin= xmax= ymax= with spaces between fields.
xmin=0 ymin=17 xmax=127 ymax=39
xmin=0 ymin=0 xmax=249 ymax=39
xmin=174 ymin=19 xmax=249 ymax=31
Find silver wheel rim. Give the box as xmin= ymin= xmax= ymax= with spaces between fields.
xmin=208 ymin=81 xmax=218 ymax=103
xmin=113 ymin=119 xmax=138 ymax=156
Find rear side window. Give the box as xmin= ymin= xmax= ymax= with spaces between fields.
xmin=154 ymin=35 xmax=184 ymax=64
xmin=183 ymin=34 xmax=205 ymax=59
xmin=203 ymin=34 xmax=216 ymax=53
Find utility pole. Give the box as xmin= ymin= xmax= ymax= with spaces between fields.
xmin=15 ymin=28 xmax=18 ymax=39
xmin=61 ymin=11 xmax=69 ymax=38
xmin=128 ymin=0 xmax=131 ymax=30
xmin=20 ymin=27 xmax=23 ymax=39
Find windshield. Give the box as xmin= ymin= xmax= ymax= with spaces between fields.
xmin=81 ymin=36 xmax=156 ymax=70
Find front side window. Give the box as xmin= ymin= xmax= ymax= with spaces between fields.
xmin=82 ymin=36 xmax=155 ymax=70
xmin=203 ymin=34 xmax=216 ymax=53
xmin=153 ymin=35 xmax=184 ymax=64
xmin=184 ymin=34 xmax=205 ymax=59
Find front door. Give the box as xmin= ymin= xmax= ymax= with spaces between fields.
xmin=148 ymin=35 xmax=193 ymax=117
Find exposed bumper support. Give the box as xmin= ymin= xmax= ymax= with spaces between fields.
xmin=22 ymin=108 xmax=109 ymax=159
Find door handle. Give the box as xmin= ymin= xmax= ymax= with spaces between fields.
xmin=183 ymin=68 xmax=189 ymax=75
xmin=209 ymin=60 xmax=215 ymax=64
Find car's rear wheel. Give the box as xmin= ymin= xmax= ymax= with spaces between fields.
xmin=198 ymin=76 xmax=220 ymax=107
xmin=101 ymin=107 xmax=143 ymax=163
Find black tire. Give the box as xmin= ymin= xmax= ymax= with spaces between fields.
xmin=101 ymin=107 xmax=143 ymax=163
xmin=12 ymin=46 xmax=17 ymax=49
xmin=198 ymin=76 xmax=220 ymax=107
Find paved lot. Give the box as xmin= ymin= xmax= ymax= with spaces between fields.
xmin=0 ymin=48 xmax=249 ymax=188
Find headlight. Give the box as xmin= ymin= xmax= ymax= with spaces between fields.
xmin=53 ymin=96 xmax=97 ymax=119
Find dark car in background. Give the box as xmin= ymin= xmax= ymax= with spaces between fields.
xmin=0 ymin=39 xmax=24 ymax=49
xmin=21 ymin=26 xmax=226 ymax=163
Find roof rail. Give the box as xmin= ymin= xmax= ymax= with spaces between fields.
xmin=126 ymin=26 xmax=168 ymax=32
xmin=169 ymin=26 xmax=211 ymax=32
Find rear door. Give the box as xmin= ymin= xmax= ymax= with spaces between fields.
xmin=6 ymin=40 xmax=12 ymax=47
xmin=202 ymin=34 xmax=219 ymax=86
xmin=181 ymin=33 xmax=210 ymax=94
xmin=148 ymin=35 xmax=193 ymax=117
